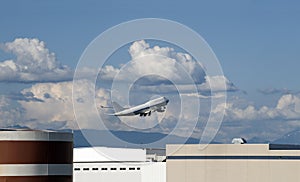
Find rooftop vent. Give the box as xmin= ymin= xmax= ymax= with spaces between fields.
xmin=232 ymin=138 xmax=247 ymax=144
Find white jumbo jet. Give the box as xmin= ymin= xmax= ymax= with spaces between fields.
xmin=107 ymin=97 xmax=169 ymax=117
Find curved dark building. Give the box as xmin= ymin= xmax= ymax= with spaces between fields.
xmin=0 ymin=129 xmax=73 ymax=182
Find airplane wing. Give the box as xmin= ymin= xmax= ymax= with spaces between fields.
xmin=133 ymin=105 xmax=166 ymax=117
xmin=133 ymin=107 xmax=152 ymax=117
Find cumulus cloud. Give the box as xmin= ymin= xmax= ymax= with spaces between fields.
xmin=0 ymin=38 xmax=73 ymax=82
xmin=128 ymin=40 xmax=206 ymax=84
xmin=99 ymin=40 xmax=237 ymax=94
xmin=9 ymin=80 xmax=110 ymax=130
xmin=205 ymin=94 xmax=300 ymax=143
xmin=200 ymin=75 xmax=237 ymax=92
xmin=219 ymin=94 xmax=300 ymax=122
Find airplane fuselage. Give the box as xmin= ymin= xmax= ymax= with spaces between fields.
xmin=113 ymin=97 xmax=169 ymax=117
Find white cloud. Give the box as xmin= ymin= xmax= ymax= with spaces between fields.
xmin=0 ymin=38 xmax=73 ymax=82
xmin=219 ymin=94 xmax=300 ymax=122
xmin=17 ymin=80 xmax=110 ymax=129
xmin=101 ymin=40 xmax=206 ymax=84
xmin=99 ymin=40 xmax=236 ymax=95
xmin=276 ymin=94 xmax=300 ymax=119
xmin=0 ymin=96 xmax=23 ymax=128
xmin=200 ymin=75 xmax=237 ymax=92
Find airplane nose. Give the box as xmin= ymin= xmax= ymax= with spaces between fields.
xmin=166 ymin=98 xmax=169 ymax=104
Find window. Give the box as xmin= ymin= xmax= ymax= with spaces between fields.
xmin=74 ymin=168 xmax=80 ymax=171
xmin=101 ymin=168 xmax=107 ymax=170
xmin=129 ymin=167 xmax=135 ymax=170
xmin=92 ymin=168 xmax=98 ymax=170
xmin=120 ymin=168 xmax=126 ymax=170
xmin=110 ymin=168 xmax=117 ymax=170
xmin=137 ymin=167 xmax=140 ymax=170
xmin=83 ymin=168 xmax=89 ymax=171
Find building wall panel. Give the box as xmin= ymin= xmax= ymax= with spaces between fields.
xmin=167 ymin=144 xmax=300 ymax=182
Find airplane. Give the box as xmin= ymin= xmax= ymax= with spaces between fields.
xmin=103 ymin=97 xmax=169 ymax=117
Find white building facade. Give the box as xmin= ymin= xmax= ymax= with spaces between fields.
xmin=73 ymin=147 xmax=165 ymax=182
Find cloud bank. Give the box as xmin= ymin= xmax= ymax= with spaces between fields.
xmin=0 ymin=38 xmax=73 ymax=82
xmin=19 ymin=80 xmax=110 ymax=129
xmin=220 ymin=94 xmax=300 ymax=122
xmin=0 ymin=39 xmax=235 ymax=136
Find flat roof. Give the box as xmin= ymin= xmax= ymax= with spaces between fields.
xmin=166 ymin=144 xmax=300 ymax=157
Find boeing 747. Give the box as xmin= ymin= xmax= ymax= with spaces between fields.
xmin=103 ymin=97 xmax=169 ymax=117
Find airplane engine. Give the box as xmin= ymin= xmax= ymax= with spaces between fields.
xmin=157 ymin=106 xmax=166 ymax=112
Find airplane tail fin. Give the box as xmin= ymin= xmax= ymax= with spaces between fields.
xmin=112 ymin=101 xmax=125 ymax=112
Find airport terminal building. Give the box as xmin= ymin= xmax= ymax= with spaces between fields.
xmin=166 ymin=144 xmax=300 ymax=182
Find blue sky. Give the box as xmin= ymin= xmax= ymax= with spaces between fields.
xmin=0 ymin=0 xmax=300 ymax=143
xmin=1 ymin=0 xmax=299 ymax=93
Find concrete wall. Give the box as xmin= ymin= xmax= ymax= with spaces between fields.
xmin=166 ymin=144 xmax=300 ymax=182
